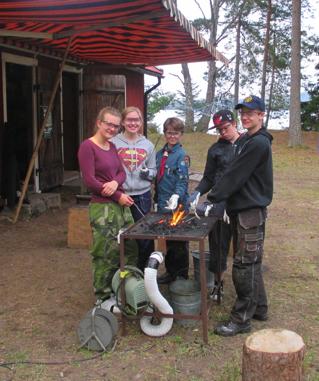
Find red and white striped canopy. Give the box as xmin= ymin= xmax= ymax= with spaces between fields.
xmin=0 ymin=0 xmax=228 ymax=66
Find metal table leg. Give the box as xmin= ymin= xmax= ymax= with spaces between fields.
xmin=199 ymin=239 xmax=208 ymax=344
xmin=119 ymin=236 xmax=126 ymax=336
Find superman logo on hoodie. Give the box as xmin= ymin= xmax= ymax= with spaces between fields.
xmin=117 ymin=147 xmax=147 ymax=172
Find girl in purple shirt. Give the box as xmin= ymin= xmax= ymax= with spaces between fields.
xmin=78 ymin=107 xmax=137 ymax=307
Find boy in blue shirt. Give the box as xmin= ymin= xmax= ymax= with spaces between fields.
xmin=154 ymin=117 xmax=189 ymax=284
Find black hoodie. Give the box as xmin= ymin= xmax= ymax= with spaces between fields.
xmin=195 ymin=138 xmax=238 ymax=195
xmin=207 ymin=128 xmax=273 ymax=214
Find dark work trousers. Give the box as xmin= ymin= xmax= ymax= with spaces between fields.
xmin=165 ymin=240 xmax=189 ymax=279
xmin=229 ymin=208 xmax=268 ymax=324
xmin=208 ymin=219 xmax=232 ymax=274
xmin=130 ymin=190 xmax=155 ymax=270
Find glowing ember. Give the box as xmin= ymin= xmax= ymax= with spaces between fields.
xmin=169 ymin=205 xmax=186 ymax=226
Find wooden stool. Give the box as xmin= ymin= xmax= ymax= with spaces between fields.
xmin=67 ymin=205 xmax=92 ymax=249
xmin=242 ymin=328 xmax=305 ymax=381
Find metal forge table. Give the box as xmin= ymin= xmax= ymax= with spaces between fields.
xmin=119 ymin=212 xmax=217 ymax=343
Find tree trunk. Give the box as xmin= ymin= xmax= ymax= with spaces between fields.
xmin=265 ymin=62 xmax=275 ymax=129
xmin=288 ymin=0 xmax=302 ymax=146
xmin=181 ymin=63 xmax=194 ymax=132
xmin=234 ymin=12 xmax=241 ymax=109
xmin=197 ymin=60 xmax=217 ymax=131
xmin=242 ymin=329 xmax=305 ymax=381
xmin=265 ymin=32 xmax=276 ymax=129
xmin=261 ymin=0 xmax=272 ymax=100
xmin=197 ymin=0 xmax=220 ymax=132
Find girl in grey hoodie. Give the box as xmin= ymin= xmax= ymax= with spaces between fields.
xmin=112 ymin=107 xmax=157 ymax=270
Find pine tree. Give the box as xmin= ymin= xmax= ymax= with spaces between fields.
xmin=289 ymin=0 xmax=302 ymax=146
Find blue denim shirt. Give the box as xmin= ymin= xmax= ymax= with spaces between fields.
xmin=155 ymin=143 xmax=189 ymax=213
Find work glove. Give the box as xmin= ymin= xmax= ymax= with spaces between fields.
xmin=188 ymin=191 xmax=200 ymax=211
xmin=196 ymin=201 xmax=215 ymax=217
xmin=139 ymin=167 xmax=150 ymax=180
xmin=223 ymin=210 xmax=230 ymax=224
xmin=165 ymin=194 xmax=179 ymax=211
xmin=117 ymin=227 xmax=128 ymax=244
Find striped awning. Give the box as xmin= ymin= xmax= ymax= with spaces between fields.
xmin=0 ymin=0 xmax=228 ymax=66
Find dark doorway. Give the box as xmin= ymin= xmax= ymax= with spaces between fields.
xmin=62 ymin=72 xmax=79 ymax=171
xmin=1 ymin=63 xmax=33 ymax=208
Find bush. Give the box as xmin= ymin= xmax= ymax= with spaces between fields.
xmin=147 ymin=122 xmax=160 ymax=134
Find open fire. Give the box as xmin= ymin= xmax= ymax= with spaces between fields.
xmin=125 ymin=210 xmax=217 ymax=239
xmin=153 ymin=205 xmax=198 ymax=232
xmin=157 ymin=205 xmax=186 ymax=227
xmin=169 ymin=205 xmax=186 ymax=226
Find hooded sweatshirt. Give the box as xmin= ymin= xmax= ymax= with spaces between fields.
xmin=111 ymin=133 xmax=156 ymax=195
xmin=207 ymin=128 xmax=273 ymax=214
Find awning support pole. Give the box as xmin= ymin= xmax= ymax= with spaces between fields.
xmin=13 ymin=37 xmax=73 ymax=224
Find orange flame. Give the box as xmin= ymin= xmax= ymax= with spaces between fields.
xmin=169 ymin=204 xmax=186 ymax=226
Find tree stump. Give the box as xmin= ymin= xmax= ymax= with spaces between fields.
xmin=242 ymin=329 xmax=305 ymax=381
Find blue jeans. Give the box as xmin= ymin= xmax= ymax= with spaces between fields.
xmin=130 ymin=190 xmax=155 ymax=270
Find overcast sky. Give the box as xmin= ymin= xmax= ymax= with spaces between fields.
xmin=145 ymin=0 xmax=319 ymax=99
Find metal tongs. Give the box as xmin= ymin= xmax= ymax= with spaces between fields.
xmin=132 ymin=202 xmax=145 ymax=218
xmin=189 ymin=204 xmax=201 ymax=220
xmin=194 ymin=209 xmax=201 ymax=220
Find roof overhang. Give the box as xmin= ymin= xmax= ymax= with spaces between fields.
xmin=0 ymin=0 xmax=228 ymax=66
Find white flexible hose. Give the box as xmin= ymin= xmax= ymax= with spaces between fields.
xmin=140 ymin=252 xmax=174 ymax=337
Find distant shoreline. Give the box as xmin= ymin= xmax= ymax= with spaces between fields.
xmin=151 ymin=109 xmax=288 ymax=132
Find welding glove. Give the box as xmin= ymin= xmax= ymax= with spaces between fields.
xmin=165 ymin=194 xmax=179 ymax=210
xmin=139 ymin=167 xmax=150 ymax=180
xmin=223 ymin=209 xmax=230 ymax=224
xmin=188 ymin=191 xmax=200 ymax=211
xmin=196 ymin=201 xmax=215 ymax=217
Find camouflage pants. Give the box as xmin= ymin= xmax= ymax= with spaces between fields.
xmin=89 ymin=202 xmax=138 ymax=300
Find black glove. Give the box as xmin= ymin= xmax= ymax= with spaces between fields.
xmin=196 ymin=202 xmax=214 ymax=217
xmin=196 ymin=201 xmax=225 ymax=218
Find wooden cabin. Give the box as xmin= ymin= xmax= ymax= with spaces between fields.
xmin=0 ymin=0 xmax=227 ymax=214
xmin=0 ymin=48 xmax=162 ymax=208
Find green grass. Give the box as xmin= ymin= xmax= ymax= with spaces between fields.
xmin=2 ymin=130 xmax=319 ymax=381
xmin=215 ymin=354 xmax=241 ymax=381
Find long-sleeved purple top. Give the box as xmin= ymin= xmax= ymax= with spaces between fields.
xmin=78 ymin=139 xmax=126 ymax=203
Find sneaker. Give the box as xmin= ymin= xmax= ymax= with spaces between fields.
xmin=97 ymin=295 xmax=120 ymax=314
xmin=210 ymin=281 xmax=224 ymax=301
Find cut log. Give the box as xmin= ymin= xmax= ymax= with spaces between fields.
xmin=242 ymin=329 xmax=305 ymax=381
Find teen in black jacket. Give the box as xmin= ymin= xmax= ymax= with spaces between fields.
xmin=207 ymin=95 xmax=273 ymax=337
xmin=188 ymin=109 xmax=240 ymax=300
